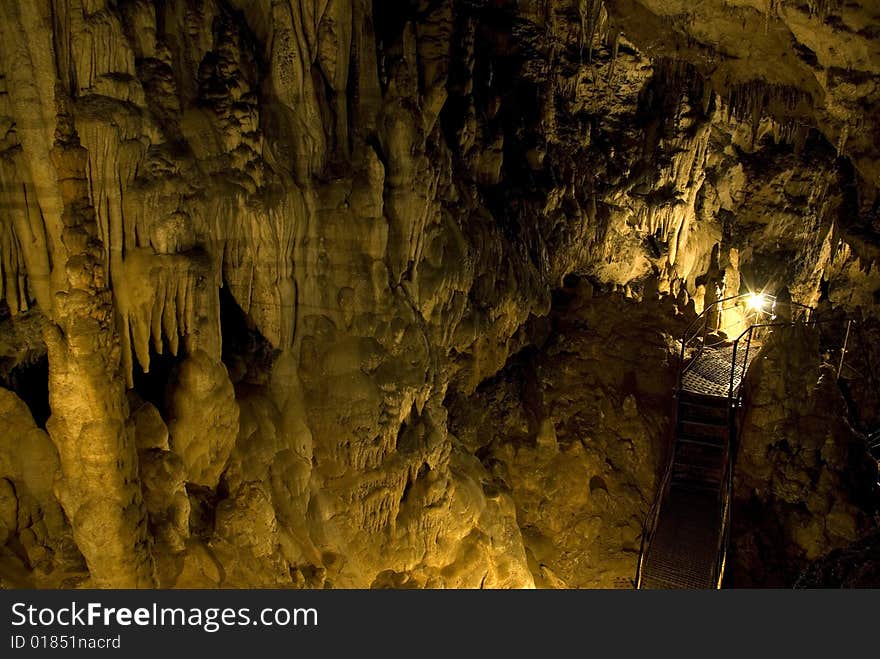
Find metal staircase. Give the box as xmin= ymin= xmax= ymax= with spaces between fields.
xmin=637 ymin=374 xmax=735 ymax=588
xmin=635 ymin=292 xmax=813 ymax=589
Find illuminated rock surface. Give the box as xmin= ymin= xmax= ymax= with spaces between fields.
xmin=0 ymin=0 xmax=877 ymax=588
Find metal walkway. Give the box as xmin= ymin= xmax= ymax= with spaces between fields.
xmin=636 ymin=292 xmax=808 ymax=589
xmin=681 ymin=344 xmax=748 ymax=398
xmin=638 ymin=365 xmax=737 ymax=588
xmin=634 ymin=298 xmax=873 ymax=589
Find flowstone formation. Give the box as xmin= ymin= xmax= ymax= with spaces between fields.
xmin=0 ymin=1 xmax=877 ymax=588
xmin=447 ymin=281 xmax=686 ymax=588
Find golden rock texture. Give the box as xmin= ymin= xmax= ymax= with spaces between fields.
xmin=0 ymin=0 xmax=877 ymax=588
xmin=732 ymin=325 xmax=876 ymax=586
xmin=447 ymin=286 xmax=684 ymax=588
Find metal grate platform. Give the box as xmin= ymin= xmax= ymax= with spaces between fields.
xmin=681 ymin=344 xmax=750 ymax=398
xmin=639 ymin=489 xmax=722 ymax=589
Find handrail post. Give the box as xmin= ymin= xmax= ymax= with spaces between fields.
xmin=702 ymin=305 xmax=711 ymax=348
xmin=837 ymin=319 xmax=852 ymax=381
xmin=679 ymin=328 xmax=687 ymax=391
xmin=740 ymin=326 xmax=754 ymax=405
xmin=729 ymin=339 xmax=738 ymax=402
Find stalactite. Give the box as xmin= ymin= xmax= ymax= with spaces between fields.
xmin=606 ymin=27 xmax=621 ymax=82
xmin=116 ymin=249 xmax=218 ymax=387
xmin=0 ymin=218 xmax=28 ymax=314
xmin=0 ymin=0 xmax=876 ymax=592
xmin=779 ymin=121 xmax=811 ymax=154
xmin=577 ymin=0 xmax=587 ymax=62
xmin=651 ymin=57 xmax=710 ymax=120
xmin=806 ymin=0 xmax=843 ymax=19
xmin=724 ymin=80 xmax=813 ymax=145
xmin=837 ymin=122 xmax=849 ymax=157
xmin=578 ymin=0 xmax=604 ymax=64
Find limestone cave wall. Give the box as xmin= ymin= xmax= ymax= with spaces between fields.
xmin=0 ymin=0 xmax=878 ymax=588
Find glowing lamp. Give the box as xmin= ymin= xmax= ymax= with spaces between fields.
xmin=747 ymin=292 xmax=768 ymax=312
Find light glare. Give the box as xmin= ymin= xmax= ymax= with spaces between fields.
xmin=747 ymin=292 xmax=767 ymax=311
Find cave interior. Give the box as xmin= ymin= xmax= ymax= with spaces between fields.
xmin=0 ymin=0 xmax=879 ymax=589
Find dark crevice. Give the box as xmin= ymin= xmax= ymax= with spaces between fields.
xmin=219 ymin=284 xmax=279 ymax=387
xmin=131 ymin=347 xmax=181 ymax=419
xmin=1 ymin=355 xmax=50 ymax=428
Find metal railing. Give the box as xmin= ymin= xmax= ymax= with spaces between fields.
xmin=636 ymin=302 xmax=876 ymax=589
xmin=725 ymin=314 xmax=860 ymax=411
xmin=637 ymin=291 xmax=816 ymax=589
xmin=634 ymin=408 xmax=732 ymax=589
xmin=636 ymin=295 xmax=752 ymax=589
xmin=678 ymin=292 xmax=813 ymax=391
xmin=633 ymin=407 xmax=678 ymax=588
xmin=868 ymin=430 xmax=880 ymax=461
xmin=713 ymin=439 xmax=734 ymax=588
xmin=678 ymin=293 xmax=752 ymax=389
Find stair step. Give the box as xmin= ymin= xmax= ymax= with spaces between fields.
xmin=639 ymin=347 xmax=743 ymax=590
xmin=672 ymin=461 xmax=724 ymax=485
xmin=676 ymin=436 xmax=726 ymax=449
xmin=671 ymin=474 xmax=724 ymax=492
xmin=674 ymin=441 xmax=725 ymax=466
xmin=669 ymin=479 xmax=724 ymax=495
xmin=673 ymin=457 xmax=725 ymax=476
xmin=678 ymin=402 xmax=729 ymax=424
xmin=678 ymin=390 xmax=729 ymax=407
xmin=677 ymin=432 xmax=727 ymax=447
xmin=678 ymin=419 xmax=728 ymax=440
xmin=678 ymin=412 xmax=728 ymax=427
